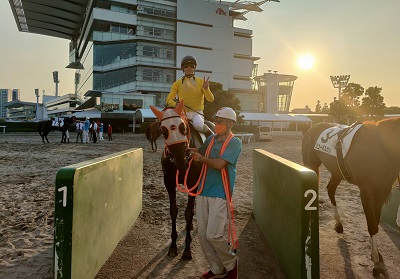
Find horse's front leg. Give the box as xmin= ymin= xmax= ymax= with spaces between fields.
xmin=165 ymin=175 xmax=179 ymax=257
xmin=181 ymin=195 xmax=195 ymax=260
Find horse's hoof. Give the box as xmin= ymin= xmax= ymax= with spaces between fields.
xmin=372 ymin=267 xmax=387 ymax=278
xmin=335 ymin=223 xmax=344 ymax=233
xmin=181 ymin=251 xmax=192 ymax=261
xmin=167 ymin=248 xmax=178 ymax=257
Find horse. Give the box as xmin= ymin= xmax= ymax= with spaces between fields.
xmin=38 ymin=116 xmax=76 ymax=143
xmin=145 ymin=121 xmax=161 ymax=152
xmin=302 ymin=117 xmax=400 ymax=277
xmin=150 ymin=101 xmax=214 ymax=260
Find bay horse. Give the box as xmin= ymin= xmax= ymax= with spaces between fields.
xmin=38 ymin=116 xmax=76 ymax=143
xmin=145 ymin=121 xmax=161 ymax=152
xmin=302 ymin=117 xmax=400 ymax=277
xmin=150 ymin=101 xmax=214 ymax=260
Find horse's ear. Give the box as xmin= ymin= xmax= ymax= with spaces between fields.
xmin=175 ymin=100 xmax=184 ymax=115
xmin=150 ymin=106 xmax=163 ymax=121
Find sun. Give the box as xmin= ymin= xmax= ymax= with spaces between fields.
xmin=297 ymin=54 xmax=315 ymax=70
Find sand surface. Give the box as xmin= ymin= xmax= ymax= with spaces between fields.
xmin=0 ymin=132 xmax=399 ymax=279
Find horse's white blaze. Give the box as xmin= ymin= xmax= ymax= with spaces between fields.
xmin=370 ymin=234 xmax=379 ymax=263
xmin=333 ymin=206 xmax=341 ymax=223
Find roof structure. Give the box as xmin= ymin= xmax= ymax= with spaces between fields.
xmin=4 ymin=100 xmax=37 ymax=108
xmin=9 ymin=0 xmax=90 ymax=40
xmin=221 ymin=0 xmax=280 ymax=21
xmin=135 ymin=109 xmax=160 ymax=121
xmin=241 ymin=112 xmax=311 ymax=123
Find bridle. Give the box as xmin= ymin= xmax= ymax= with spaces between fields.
xmin=159 ymin=108 xmax=191 ymax=157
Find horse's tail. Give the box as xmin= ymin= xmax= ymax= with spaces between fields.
xmin=301 ymin=125 xmax=322 ymax=180
xmin=145 ymin=125 xmax=151 ymax=142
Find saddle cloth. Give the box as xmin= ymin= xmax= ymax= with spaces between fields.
xmin=314 ymin=123 xmax=363 ymax=158
xmin=52 ymin=120 xmax=64 ymax=127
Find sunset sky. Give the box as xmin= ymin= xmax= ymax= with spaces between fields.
xmin=1 ymin=0 xmax=399 ymax=111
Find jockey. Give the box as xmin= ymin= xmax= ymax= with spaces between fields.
xmin=166 ymin=55 xmax=214 ymax=137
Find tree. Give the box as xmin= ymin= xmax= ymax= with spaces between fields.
xmin=315 ymin=100 xmax=322 ymax=113
xmin=204 ymin=81 xmax=243 ymax=123
xmin=321 ymin=103 xmax=330 ymax=113
xmin=341 ymin=83 xmax=364 ymax=108
xmin=329 ymin=97 xmax=348 ymax=124
xmin=360 ymin=86 xmax=386 ymax=120
xmin=340 ymin=83 xmax=364 ymax=122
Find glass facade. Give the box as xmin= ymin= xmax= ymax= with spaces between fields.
xmin=94 ymin=43 xmax=137 ymax=67
xmin=94 ymin=67 xmax=137 ymax=90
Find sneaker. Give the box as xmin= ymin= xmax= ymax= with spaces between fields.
xmin=200 ymin=270 xmax=226 ymax=279
xmin=226 ymin=260 xmax=238 ymax=279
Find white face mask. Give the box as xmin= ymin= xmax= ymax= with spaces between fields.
xmin=161 ymin=109 xmax=188 ymax=145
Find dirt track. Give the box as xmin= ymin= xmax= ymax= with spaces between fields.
xmin=0 ymin=132 xmax=399 ymax=279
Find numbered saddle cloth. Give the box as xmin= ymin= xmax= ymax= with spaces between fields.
xmin=52 ymin=120 xmax=64 ymax=127
xmin=314 ymin=123 xmax=363 ymax=158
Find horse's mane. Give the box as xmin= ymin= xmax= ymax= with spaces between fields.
xmin=362 ymin=117 xmax=400 ymax=126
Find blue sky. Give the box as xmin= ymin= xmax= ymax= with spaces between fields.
xmin=1 ymin=0 xmax=399 ymax=110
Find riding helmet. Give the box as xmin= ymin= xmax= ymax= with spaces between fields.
xmin=181 ymin=55 xmax=197 ymax=68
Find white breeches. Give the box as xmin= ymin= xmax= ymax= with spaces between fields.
xmin=187 ymin=111 xmax=207 ymax=132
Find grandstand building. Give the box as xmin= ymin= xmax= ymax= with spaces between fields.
xmin=9 ymin=0 xmax=299 ymax=118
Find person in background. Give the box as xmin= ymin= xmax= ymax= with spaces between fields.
xmin=99 ymin=123 xmax=104 ymax=141
xmin=190 ymin=107 xmax=241 ymax=279
xmin=166 ymin=55 xmax=214 ymax=137
xmin=108 ymin=124 xmax=113 ymax=141
xmin=92 ymin=121 xmax=98 ymax=143
xmin=83 ymin=117 xmax=90 ymax=144
xmin=75 ymin=120 xmax=83 ymax=143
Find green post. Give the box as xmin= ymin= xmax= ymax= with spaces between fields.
xmin=253 ymin=149 xmax=319 ymax=279
xmin=54 ymin=168 xmax=75 ymax=279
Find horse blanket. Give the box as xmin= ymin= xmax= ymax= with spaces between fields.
xmin=314 ymin=123 xmax=363 ymax=158
xmin=52 ymin=119 xmax=64 ymax=127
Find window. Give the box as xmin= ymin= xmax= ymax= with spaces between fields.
xmin=143 ymin=46 xmax=160 ymax=57
xmin=123 ymin=99 xmax=143 ymax=111
xmin=143 ymin=69 xmax=160 ymax=82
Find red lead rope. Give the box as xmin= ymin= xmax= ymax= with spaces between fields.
xmin=176 ymin=131 xmax=238 ymax=251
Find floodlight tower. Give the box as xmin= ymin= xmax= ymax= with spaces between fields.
xmin=53 ymin=71 xmax=59 ymax=97
xmin=74 ymin=72 xmax=80 ymax=98
xmin=330 ymin=75 xmax=350 ymax=100
xmin=34 ymin=88 xmax=39 ymax=120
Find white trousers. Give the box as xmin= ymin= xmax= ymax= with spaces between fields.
xmin=83 ymin=130 xmax=89 ymax=143
xmin=196 ymin=195 xmax=237 ymax=275
xmin=187 ymin=111 xmax=207 ymax=133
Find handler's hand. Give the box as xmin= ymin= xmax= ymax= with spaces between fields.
xmin=192 ymin=152 xmax=202 ymax=162
xmin=203 ymin=76 xmax=210 ymax=90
